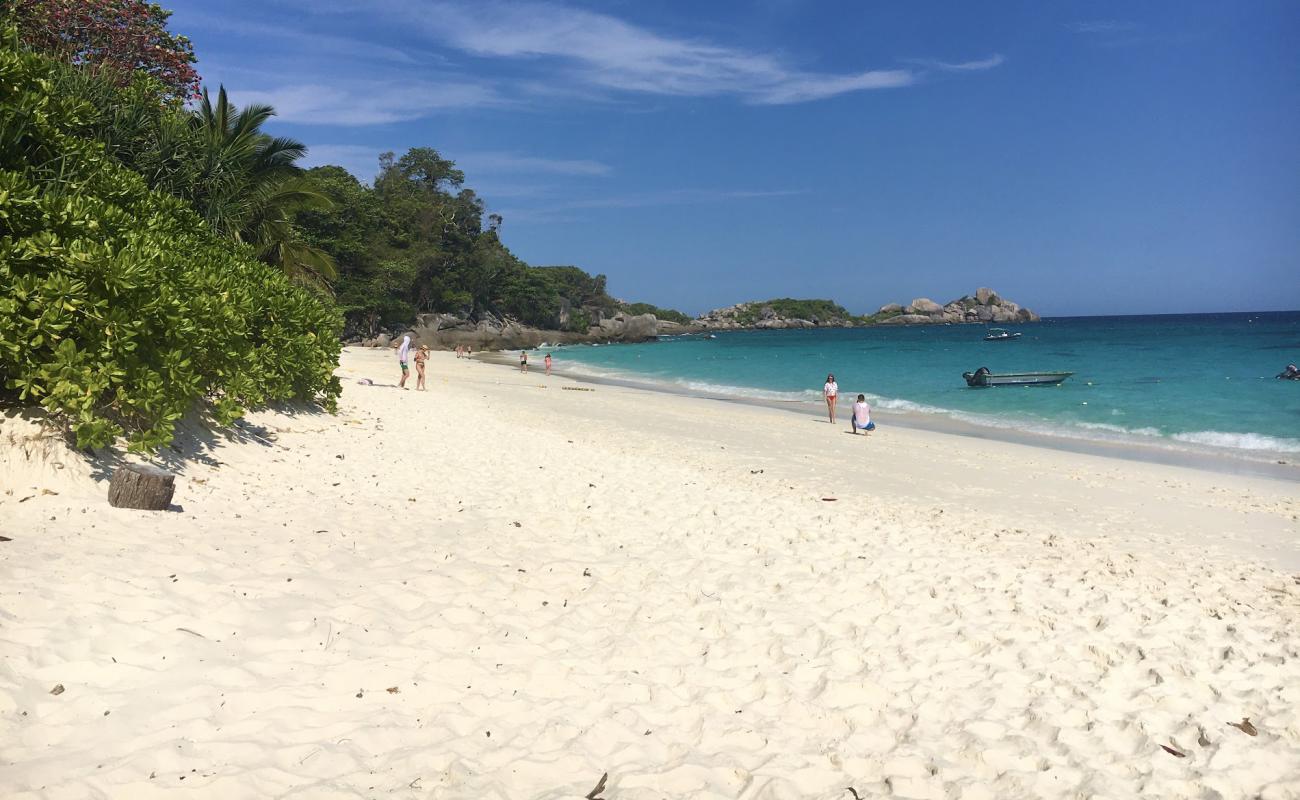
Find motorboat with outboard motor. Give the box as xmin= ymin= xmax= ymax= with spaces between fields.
xmin=963 ymin=366 xmax=1072 ymax=387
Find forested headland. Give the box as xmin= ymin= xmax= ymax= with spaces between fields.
xmin=0 ymin=1 xmax=682 ymax=448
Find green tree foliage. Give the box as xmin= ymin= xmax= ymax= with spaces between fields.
xmin=32 ymin=61 xmax=335 ymax=288
xmin=619 ymin=302 xmax=693 ymax=325
xmin=0 ymin=34 xmax=341 ymax=450
xmin=734 ymin=298 xmax=853 ymax=326
xmin=296 ymin=152 xmax=632 ymax=335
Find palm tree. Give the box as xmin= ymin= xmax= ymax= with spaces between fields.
xmin=243 ymin=177 xmax=338 ymax=287
xmin=182 ymin=87 xmax=337 ymax=288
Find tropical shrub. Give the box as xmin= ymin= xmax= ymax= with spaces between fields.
xmin=0 ymin=34 xmax=341 ymax=451
xmin=620 ymin=302 xmax=693 ymax=325
xmin=734 ymin=298 xmax=852 ymax=325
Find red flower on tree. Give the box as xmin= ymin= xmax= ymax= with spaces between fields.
xmin=10 ymin=0 xmax=200 ymax=104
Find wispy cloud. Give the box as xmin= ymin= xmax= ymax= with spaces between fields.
xmin=180 ymin=11 xmax=425 ymax=65
xmin=299 ymin=144 xmax=385 ymax=181
xmin=230 ymin=80 xmax=505 ymax=125
xmin=908 ymin=54 xmax=1006 ymax=72
xmin=377 ymin=0 xmax=962 ymax=104
xmin=496 ymin=187 xmax=807 ymax=222
xmin=208 ymin=0 xmax=1002 ymax=126
xmin=1067 ymin=20 xmax=1139 ymax=34
xmin=454 ymin=151 xmax=612 ymax=177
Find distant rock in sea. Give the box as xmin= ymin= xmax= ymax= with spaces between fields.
xmin=875 ymin=288 xmax=1040 ymax=326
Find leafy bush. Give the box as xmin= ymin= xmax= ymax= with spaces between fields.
xmin=0 ymin=35 xmax=341 ymax=451
xmin=734 ymin=298 xmax=852 ymax=325
xmin=564 ymin=310 xmax=592 ymax=333
xmin=620 ymin=302 xmax=693 ymax=325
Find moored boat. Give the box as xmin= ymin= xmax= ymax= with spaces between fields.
xmin=983 ymin=328 xmax=1022 ymax=341
xmin=963 ymin=366 xmax=1073 ymax=387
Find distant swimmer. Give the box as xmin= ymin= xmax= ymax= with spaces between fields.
xmin=1278 ymin=364 xmax=1300 ymax=380
xmin=850 ymin=394 xmax=875 ymax=434
xmin=823 ymin=373 xmax=839 ymax=423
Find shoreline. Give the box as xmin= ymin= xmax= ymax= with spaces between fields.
xmin=3 ymin=346 xmax=1298 ymax=798
xmin=477 ymin=349 xmax=1300 ymax=483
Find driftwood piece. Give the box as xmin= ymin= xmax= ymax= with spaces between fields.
xmin=585 ymin=772 xmax=608 ymax=800
xmin=108 ymin=464 xmax=175 ymax=510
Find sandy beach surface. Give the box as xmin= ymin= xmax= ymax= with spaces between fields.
xmin=2 ymin=346 xmax=1298 ymax=799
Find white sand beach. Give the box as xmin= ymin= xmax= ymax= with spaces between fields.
xmin=2 ymin=346 xmax=1299 ymax=799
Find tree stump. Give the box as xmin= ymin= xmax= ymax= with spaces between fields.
xmin=108 ymin=464 xmax=176 ymax=510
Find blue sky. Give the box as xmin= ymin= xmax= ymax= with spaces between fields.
xmin=170 ymin=0 xmax=1299 ymax=316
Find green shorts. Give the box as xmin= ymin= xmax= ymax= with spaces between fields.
xmin=400 ymin=361 xmax=409 ymax=372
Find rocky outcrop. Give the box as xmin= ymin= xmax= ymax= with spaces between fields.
xmin=873 ymin=288 xmax=1039 ymax=327
xmin=692 ymin=288 xmax=1039 ymax=331
xmin=358 ymin=310 xmax=666 ymax=351
xmin=695 ymin=301 xmax=856 ymax=330
xmin=877 ymin=314 xmax=935 ymax=326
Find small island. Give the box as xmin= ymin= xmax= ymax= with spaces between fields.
xmin=693 ymin=288 xmax=1039 ymax=331
xmin=365 ymin=287 xmax=1040 ymax=349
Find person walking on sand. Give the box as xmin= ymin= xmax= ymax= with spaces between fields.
xmin=544 ymin=352 xmax=553 ymax=376
xmin=397 ymin=335 xmax=411 ymax=389
xmin=823 ymin=373 xmax=839 ymax=423
xmin=520 ymin=350 xmax=529 ymax=373
xmin=850 ymin=394 xmax=875 ymax=434
xmin=414 ymin=344 xmax=429 ymax=390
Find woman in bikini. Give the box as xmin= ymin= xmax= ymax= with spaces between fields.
xmin=414 ymin=344 xmax=429 ymax=390
xmin=823 ymin=373 xmax=839 ymax=423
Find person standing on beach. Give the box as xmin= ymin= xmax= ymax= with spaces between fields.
xmin=397 ymin=335 xmax=411 ymax=389
xmin=414 ymin=344 xmax=429 ymax=390
xmin=823 ymin=373 xmax=839 ymax=423
xmin=544 ymin=352 xmax=553 ymax=376
xmin=850 ymin=394 xmax=875 ymax=434
xmin=520 ymin=351 xmax=528 ymax=373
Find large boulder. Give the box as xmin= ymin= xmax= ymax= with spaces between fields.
xmin=877 ymin=303 xmax=904 ymax=314
xmin=910 ymin=298 xmax=943 ymax=314
xmin=620 ymin=313 xmax=659 ymax=341
xmin=878 ymin=314 xmax=934 ymax=326
xmin=975 ymin=287 xmax=999 ymax=306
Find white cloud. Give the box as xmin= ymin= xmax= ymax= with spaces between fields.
xmin=385 ymin=0 xmax=931 ymax=104
xmin=179 ymin=11 xmax=424 ymax=65
xmin=912 ymin=54 xmax=1006 ymax=72
xmin=496 ymin=187 xmax=807 ymax=222
xmin=1067 ymin=20 xmax=1139 ymax=34
xmin=213 ymin=0 xmax=1002 ymax=123
xmin=454 ymin=151 xmax=612 ymax=177
xmin=299 ymin=144 xmax=385 ymax=181
xmin=230 ymin=80 xmax=505 ymax=126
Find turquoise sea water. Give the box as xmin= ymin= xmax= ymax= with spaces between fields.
xmin=547 ymin=312 xmax=1300 ymax=458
